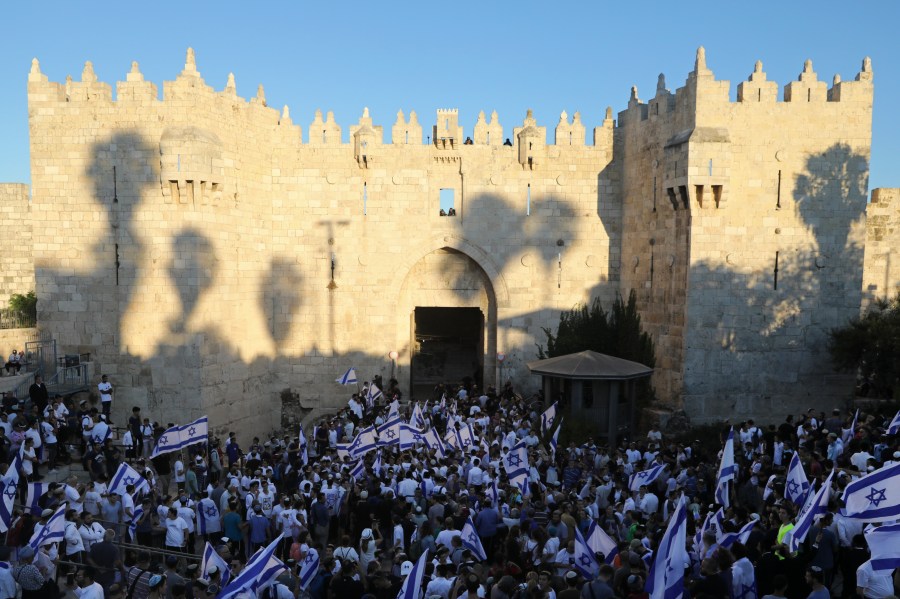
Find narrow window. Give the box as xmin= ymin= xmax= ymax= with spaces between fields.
xmin=776 ymin=170 xmax=782 ymax=209
xmin=529 ymin=141 xmax=533 ymax=151
xmin=708 ymin=159 xmax=713 ymax=176
xmin=322 ymin=129 xmax=326 ymax=144
xmin=695 ymin=185 xmax=704 ymax=208
xmin=405 ymin=130 xmax=409 ymax=144
xmin=807 ymin=88 xmax=811 ymax=102
xmin=439 ymin=188 xmax=456 ymax=216
xmin=712 ymin=185 xmax=723 ymax=208
xmin=486 ymin=131 xmax=490 ymax=145
xmin=569 ymin=131 xmax=572 ymax=146
xmin=653 ymin=176 xmax=657 ymax=212
xmin=758 ymin=88 xmax=761 ymax=102
xmin=526 ymin=184 xmax=531 ymax=216
xmin=363 ymin=182 xmax=368 ymax=215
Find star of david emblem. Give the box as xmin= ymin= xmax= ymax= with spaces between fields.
xmin=124 ymin=476 xmax=135 ymax=486
xmin=866 ymin=487 xmax=887 ymax=507
xmin=412 ymin=434 xmax=422 ymax=442
xmin=579 ymin=555 xmax=593 ymax=567
xmin=188 ymin=427 xmax=197 ymax=436
xmin=740 ymin=584 xmax=755 ymax=599
xmin=3 ymin=483 xmax=16 ymax=500
xmin=386 ymin=430 xmax=396 ymax=439
xmin=205 ymin=506 xmax=217 ymax=517
xmin=637 ymin=470 xmax=650 ymax=479
xmin=468 ymin=532 xmax=479 ymax=545
xmin=507 ymin=455 xmax=521 ymax=468
xmin=305 ymin=553 xmax=316 ymax=564
xmin=159 ymin=435 xmax=168 ymax=445
xmin=786 ymin=480 xmax=800 ymax=496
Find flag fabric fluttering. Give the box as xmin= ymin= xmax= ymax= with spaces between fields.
xmin=336 ymin=367 xmax=358 ymax=385
xmin=411 ymin=402 xmax=426 ymax=429
xmin=0 ymin=454 xmax=22 ymax=533
xmin=461 ymin=517 xmax=487 ymax=561
xmin=540 ymin=401 xmax=558 ymax=436
xmin=29 ymin=503 xmax=68 ymax=549
xmin=502 ymin=441 xmax=530 ymax=494
xmin=397 ymin=549 xmax=429 ymax=599
xmin=376 ymin=417 xmax=401 ymax=447
xmin=197 ymin=497 xmax=221 ymax=536
xmin=350 ymin=460 xmax=366 ymax=480
xmin=129 ymin=505 xmax=143 ymax=541
xmin=109 ymin=462 xmax=151 ymax=498
xmin=348 ymin=426 xmax=379 ymax=458
xmin=864 ymin=523 xmax=900 ymax=572
xmin=841 ymin=462 xmax=900 ymax=521
xmin=714 ymin=428 xmax=737 ymax=507
xmin=718 ymin=519 xmax=758 ymax=549
xmin=629 ymin=463 xmax=667 ymax=492
xmin=585 ymin=520 xmax=619 ymax=564
xmin=399 ymin=423 xmax=425 ymax=451
xmin=646 ymin=495 xmax=689 ymax=599
xmin=421 ymin=427 xmax=446 ymax=457
xmin=550 ymin=417 xmax=562 ymax=458
xmin=150 ymin=416 xmax=209 ymax=457
xmin=201 ymin=542 xmax=231 ymax=587
xmin=298 ymin=547 xmax=321 ymax=590
xmin=218 ymin=537 xmax=286 ymax=599
xmin=25 ymin=482 xmax=48 ymax=516
xmin=298 ymin=427 xmax=309 ymax=466
xmin=388 ymin=398 xmax=400 ymax=420
xmin=843 ymin=409 xmax=859 ymax=444
xmin=785 ymin=452 xmax=811 ymax=506
xmin=367 ymin=383 xmax=384 ymax=408
xmin=787 ymin=470 xmax=834 ymax=552
xmin=573 ymin=524 xmax=600 ymax=579
xmin=888 ymin=410 xmax=900 ymax=436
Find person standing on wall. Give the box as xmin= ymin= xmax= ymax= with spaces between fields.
xmin=98 ymin=374 xmax=113 ymax=423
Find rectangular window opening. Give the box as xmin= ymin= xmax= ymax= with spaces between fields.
xmin=712 ymin=185 xmax=723 ymax=208
xmin=486 ymin=132 xmax=490 ymax=145
xmin=439 ymin=188 xmax=456 ymax=216
xmin=526 ymin=184 xmax=531 ymax=216
xmin=678 ymin=185 xmax=689 ymax=210
xmin=363 ymin=182 xmax=368 ymax=215
xmin=322 ymin=129 xmax=326 ymax=144
xmin=695 ymin=185 xmax=704 ymax=208
xmin=777 ymin=170 xmax=782 ymax=209
xmin=708 ymin=159 xmax=713 ymax=176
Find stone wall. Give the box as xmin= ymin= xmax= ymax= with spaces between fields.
xmin=0 ymin=184 xmax=34 ymax=305
xmin=863 ymin=188 xmax=900 ymax=306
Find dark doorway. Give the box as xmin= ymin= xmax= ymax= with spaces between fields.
xmin=411 ymin=307 xmax=483 ymax=401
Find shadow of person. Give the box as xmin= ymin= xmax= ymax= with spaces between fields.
xmin=260 ymin=258 xmax=305 ymax=346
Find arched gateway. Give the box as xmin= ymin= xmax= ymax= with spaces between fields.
xmin=396 ymin=247 xmax=498 ymax=400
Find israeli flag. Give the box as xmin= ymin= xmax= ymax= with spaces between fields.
xmin=350 ymin=460 xmax=366 ymax=480
xmin=298 ymin=427 xmax=309 ymax=466
xmin=25 ymin=482 xmax=49 ymax=516
xmin=150 ymin=416 xmax=209 ymax=457
xmin=461 ymin=516 xmax=487 ymax=561
xmin=629 ymin=463 xmax=667 ymax=492
xmin=487 ymin=478 xmax=499 ymax=508
xmin=372 ymin=451 xmax=383 ymax=476
xmin=397 ymin=549 xmax=429 ymax=599
xmin=411 ymin=402 xmax=426 ymax=429
xmin=336 ymin=367 xmax=358 ymax=385
xmin=202 ymin=542 xmax=231 ymax=587
xmin=336 ymin=442 xmax=351 ymax=462
xmin=888 ymin=410 xmax=900 ymax=436
xmin=0 ymin=454 xmax=22 ymax=533
xmin=841 ymin=461 xmax=900 ymax=521
xmin=129 ymin=505 xmax=142 ymax=541
xmin=645 ymin=495 xmax=689 ymax=599
xmin=367 ymin=384 xmax=384 ymax=407
xmin=388 ymin=398 xmax=400 ymax=420
xmin=785 ymin=452 xmax=811 ymax=506
xmin=298 ymin=547 xmax=320 ymax=590
xmin=349 ymin=426 xmax=379 ymax=458
xmin=29 ymin=503 xmax=67 ymax=549
xmin=502 ymin=441 xmax=530 ymax=494
xmin=586 ymin=520 xmax=619 ymax=564
xmin=377 ymin=417 xmax=401 ymax=447
xmin=714 ymin=428 xmax=736 ymax=507
xmin=399 ymin=423 xmax=425 ymax=451
xmin=550 ymin=417 xmax=562 ymax=457
xmin=458 ymin=424 xmax=476 ymax=449
xmin=719 ymin=519 xmax=758 ymax=549
xmin=573 ymin=524 xmax=600 ymax=578
xmin=91 ymin=422 xmax=112 ymax=445
xmin=864 ymin=523 xmax=900 ymax=571
xmin=109 ymin=462 xmax=151 ymax=498
xmin=843 ymin=409 xmax=859 ymax=444
xmin=540 ymin=401 xmax=558 ymax=436
xmin=787 ymin=470 xmax=834 ymax=552
xmin=422 ymin=427 xmax=446 ymax=457
xmin=443 ymin=428 xmax=460 ymax=450
xmin=219 ymin=537 xmax=286 ymax=599
xmin=197 ymin=497 xmax=221 ymax=535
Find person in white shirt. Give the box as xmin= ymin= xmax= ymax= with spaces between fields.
xmin=78 ymin=513 xmax=106 ymax=550
xmin=97 ymin=374 xmax=114 ymax=422
xmin=20 ymin=437 xmax=37 ymax=479
xmin=174 ymin=459 xmax=186 ymax=491
xmin=164 ymin=507 xmax=189 ymax=552
xmin=73 ymin=566 xmax=105 ymax=599
xmin=64 ymin=510 xmax=86 ymax=560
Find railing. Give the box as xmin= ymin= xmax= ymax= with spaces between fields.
xmin=0 ymin=308 xmax=36 ymax=330
xmin=13 ymin=363 xmax=90 ymax=401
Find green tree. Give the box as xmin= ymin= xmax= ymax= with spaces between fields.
xmin=829 ymin=293 xmax=900 ymax=399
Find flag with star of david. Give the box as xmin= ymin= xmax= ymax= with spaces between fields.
xmin=421 ymin=427 xmax=446 ymax=457
xmin=629 ymin=462 xmax=667 ymax=492
xmin=540 ymin=401 xmax=558 ymax=436
xmin=457 ymin=423 xmax=476 ymax=449
xmin=29 ymin=502 xmax=68 ymax=549
xmin=219 ymin=536 xmax=286 ymax=599
xmin=25 ymin=482 xmax=49 ymax=516
xmin=299 ymin=546 xmax=320 ymax=590
xmin=411 ymin=402 xmax=426 ymax=429
xmin=349 ymin=426 xmax=379 ymax=458
xmin=461 ymin=516 xmax=487 ymax=561
xmin=129 ymin=505 xmax=143 ymax=541
xmin=573 ymin=524 xmax=600 ymax=578
xmin=714 ymin=427 xmax=736 ymax=508
xmin=201 ymin=541 xmax=231 ymax=587
xmin=550 ymin=417 xmax=562 ymax=458
xmin=373 ymin=451 xmax=383 ymax=476
xmin=298 ymin=426 xmax=309 ymax=466
xmin=399 ymin=423 xmax=425 ymax=451
xmin=719 ymin=518 xmax=759 ymax=550
xmin=864 ymin=522 xmax=900 ymax=571
xmin=502 ymin=441 xmax=529 ymax=495
xmin=150 ymin=416 xmax=209 ymax=457
xmin=646 ymin=494 xmax=689 ymax=599
xmin=0 ymin=453 xmax=22 ymax=533
xmin=787 ymin=469 xmax=834 ymax=552
xmin=841 ymin=461 xmax=900 ymax=521
xmin=843 ymin=408 xmax=859 ymax=444
xmin=786 ymin=452 xmax=811 ymax=506
xmin=109 ymin=462 xmax=151 ymax=498
xmin=336 ymin=367 xmax=358 ymax=386
xmin=888 ymin=410 xmax=900 ymax=436
xmin=377 ymin=417 xmax=401 ymax=447
xmin=197 ymin=497 xmax=221 ymax=535
xmin=397 ymin=549 xmax=429 ymax=599
xmin=367 ymin=383 xmax=384 ymax=409
xmin=585 ymin=520 xmax=619 ymax=564
xmin=350 ymin=459 xmax=366 ymax=480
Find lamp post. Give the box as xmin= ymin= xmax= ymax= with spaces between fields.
xmin=389 ymin=350 xmax=399 ymax=381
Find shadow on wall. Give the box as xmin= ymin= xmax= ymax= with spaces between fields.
xmin=681 ymin=143 xmax=868 ymax=415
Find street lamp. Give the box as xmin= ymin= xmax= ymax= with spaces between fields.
xmin=389 ymin=350 xmax=399 ymax=381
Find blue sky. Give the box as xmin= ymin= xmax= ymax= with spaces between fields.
xmin=1 ymin=1 xmax=898 ymax=191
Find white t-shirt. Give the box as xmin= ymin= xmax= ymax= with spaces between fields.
xmin=857 ymin=560 xmax=894 ymax=599
xmin=98 ymin=381 xmax=112 ymax=402
xmin=174 ymin=460 xmax=186 ymax=483
xmin=165 ymin=516 xmax=188 ymax=547
xmin=21 ymin=447 xmax=35 ymax=475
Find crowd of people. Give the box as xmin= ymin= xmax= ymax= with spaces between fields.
xmin=1 ymin=371 xmax=899 ymax=599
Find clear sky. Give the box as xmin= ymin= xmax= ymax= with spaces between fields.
xmin=1 ymin=1 xmax=898 ymax=191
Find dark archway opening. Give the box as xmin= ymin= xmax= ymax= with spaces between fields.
xmin=411 ymin=307 xmax=483 ymax=400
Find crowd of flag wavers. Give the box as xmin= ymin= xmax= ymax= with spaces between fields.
xmin=1 ymin=366 xmax=900 ymax=599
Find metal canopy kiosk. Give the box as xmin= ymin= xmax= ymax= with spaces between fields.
xmin=526 ymin=350 xmax=653 ymax=443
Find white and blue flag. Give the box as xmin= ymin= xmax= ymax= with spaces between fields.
xmin=151 ymin=416 xmax=209 ymax=457
xmin=299 ymin=547 xmax=320 ymax=590
xmin=201 ymin=542 xmax=231 ymax=587
xmin=841 ymin=461 xmax=900 ymax=521
xmin=718 ymin=519 xmax=758 ymax=549
xmin=336 ymin=367 xmax=358 ymax=385
xmin=109 ymin=462 xmax=151 ymax=498
xmin=25 ymin=482 xmax=49 ymax=516
xmin=411 ymin=402 xmax=426 ymax=429
xmin=298 ymin=427 xmax=309 ymax=466
xmin=550 ymin=417 xmax=562 ymax=457
xmin=864 ymin=523 xmax=900 ymax=572
xmin=129 ymin=505 xmax=143 ymax=541
xmin=502 ymin=441 xmax=529 ymax=495
xmin=366 ymin=384 xmax=383 ymax=408
xmin=787 ymin=470 xmax=834 ymax=552
xmin=399 ymin=423 xmax=425 ymax=451
xmin=422 ymin=427 xmax=446 ymax=457
xmin=843 ymin=409 xmax=859 ymax=444
xmin=715 ymin=428 xmax=736 ymax=507
xmin=349 ymin=426 xmax=379 ymax=458
xmin=457 ymin=423 xmax=476 ymax=449
xmin=350 ymin=460 xmax=366 ymax=480
xmin=461 ymin=516 xmax=487 ymax=561
xmin=29 ymin=503 xmax=67 ymax=549
xmin=540 ymin=401 xmax=558 ymax=436
xmin=888 ymin=410 xmax=900 ymax=436
xmin=629 ymin=463 xmax=667 ymax=492
xmin=573 ymin=525 xmax=600 ymax=579
xmin=0 ymin=454 xmax=22 ymax=533
xmin=197 ymin=497 xmax=221 ymax=535
xmin=646 ymin=495 xmax=689 ymax=599
xmin=377 ymin=417 xmax=401 ymax=447
xmin=586 ymin=520 xmax=619 ymax=564
xmin=785 ymin=452 xmax=811 ymax=506
xmin=219 ymin=537 xmax=286 ymax=599
xmin=397 ymin=549 xmax=429 ymax=599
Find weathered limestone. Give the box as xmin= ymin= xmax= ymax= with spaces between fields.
xmin=0 ymin=184 xmax=34 ymax=305
xmin=863 ymin=188 xmax=900 ymax=307
xmin=10 ymin=48 xmax=889 ymax=434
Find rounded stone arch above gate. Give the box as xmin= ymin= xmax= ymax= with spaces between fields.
xmin=389 ymin=236 xmax=510 ymax=309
